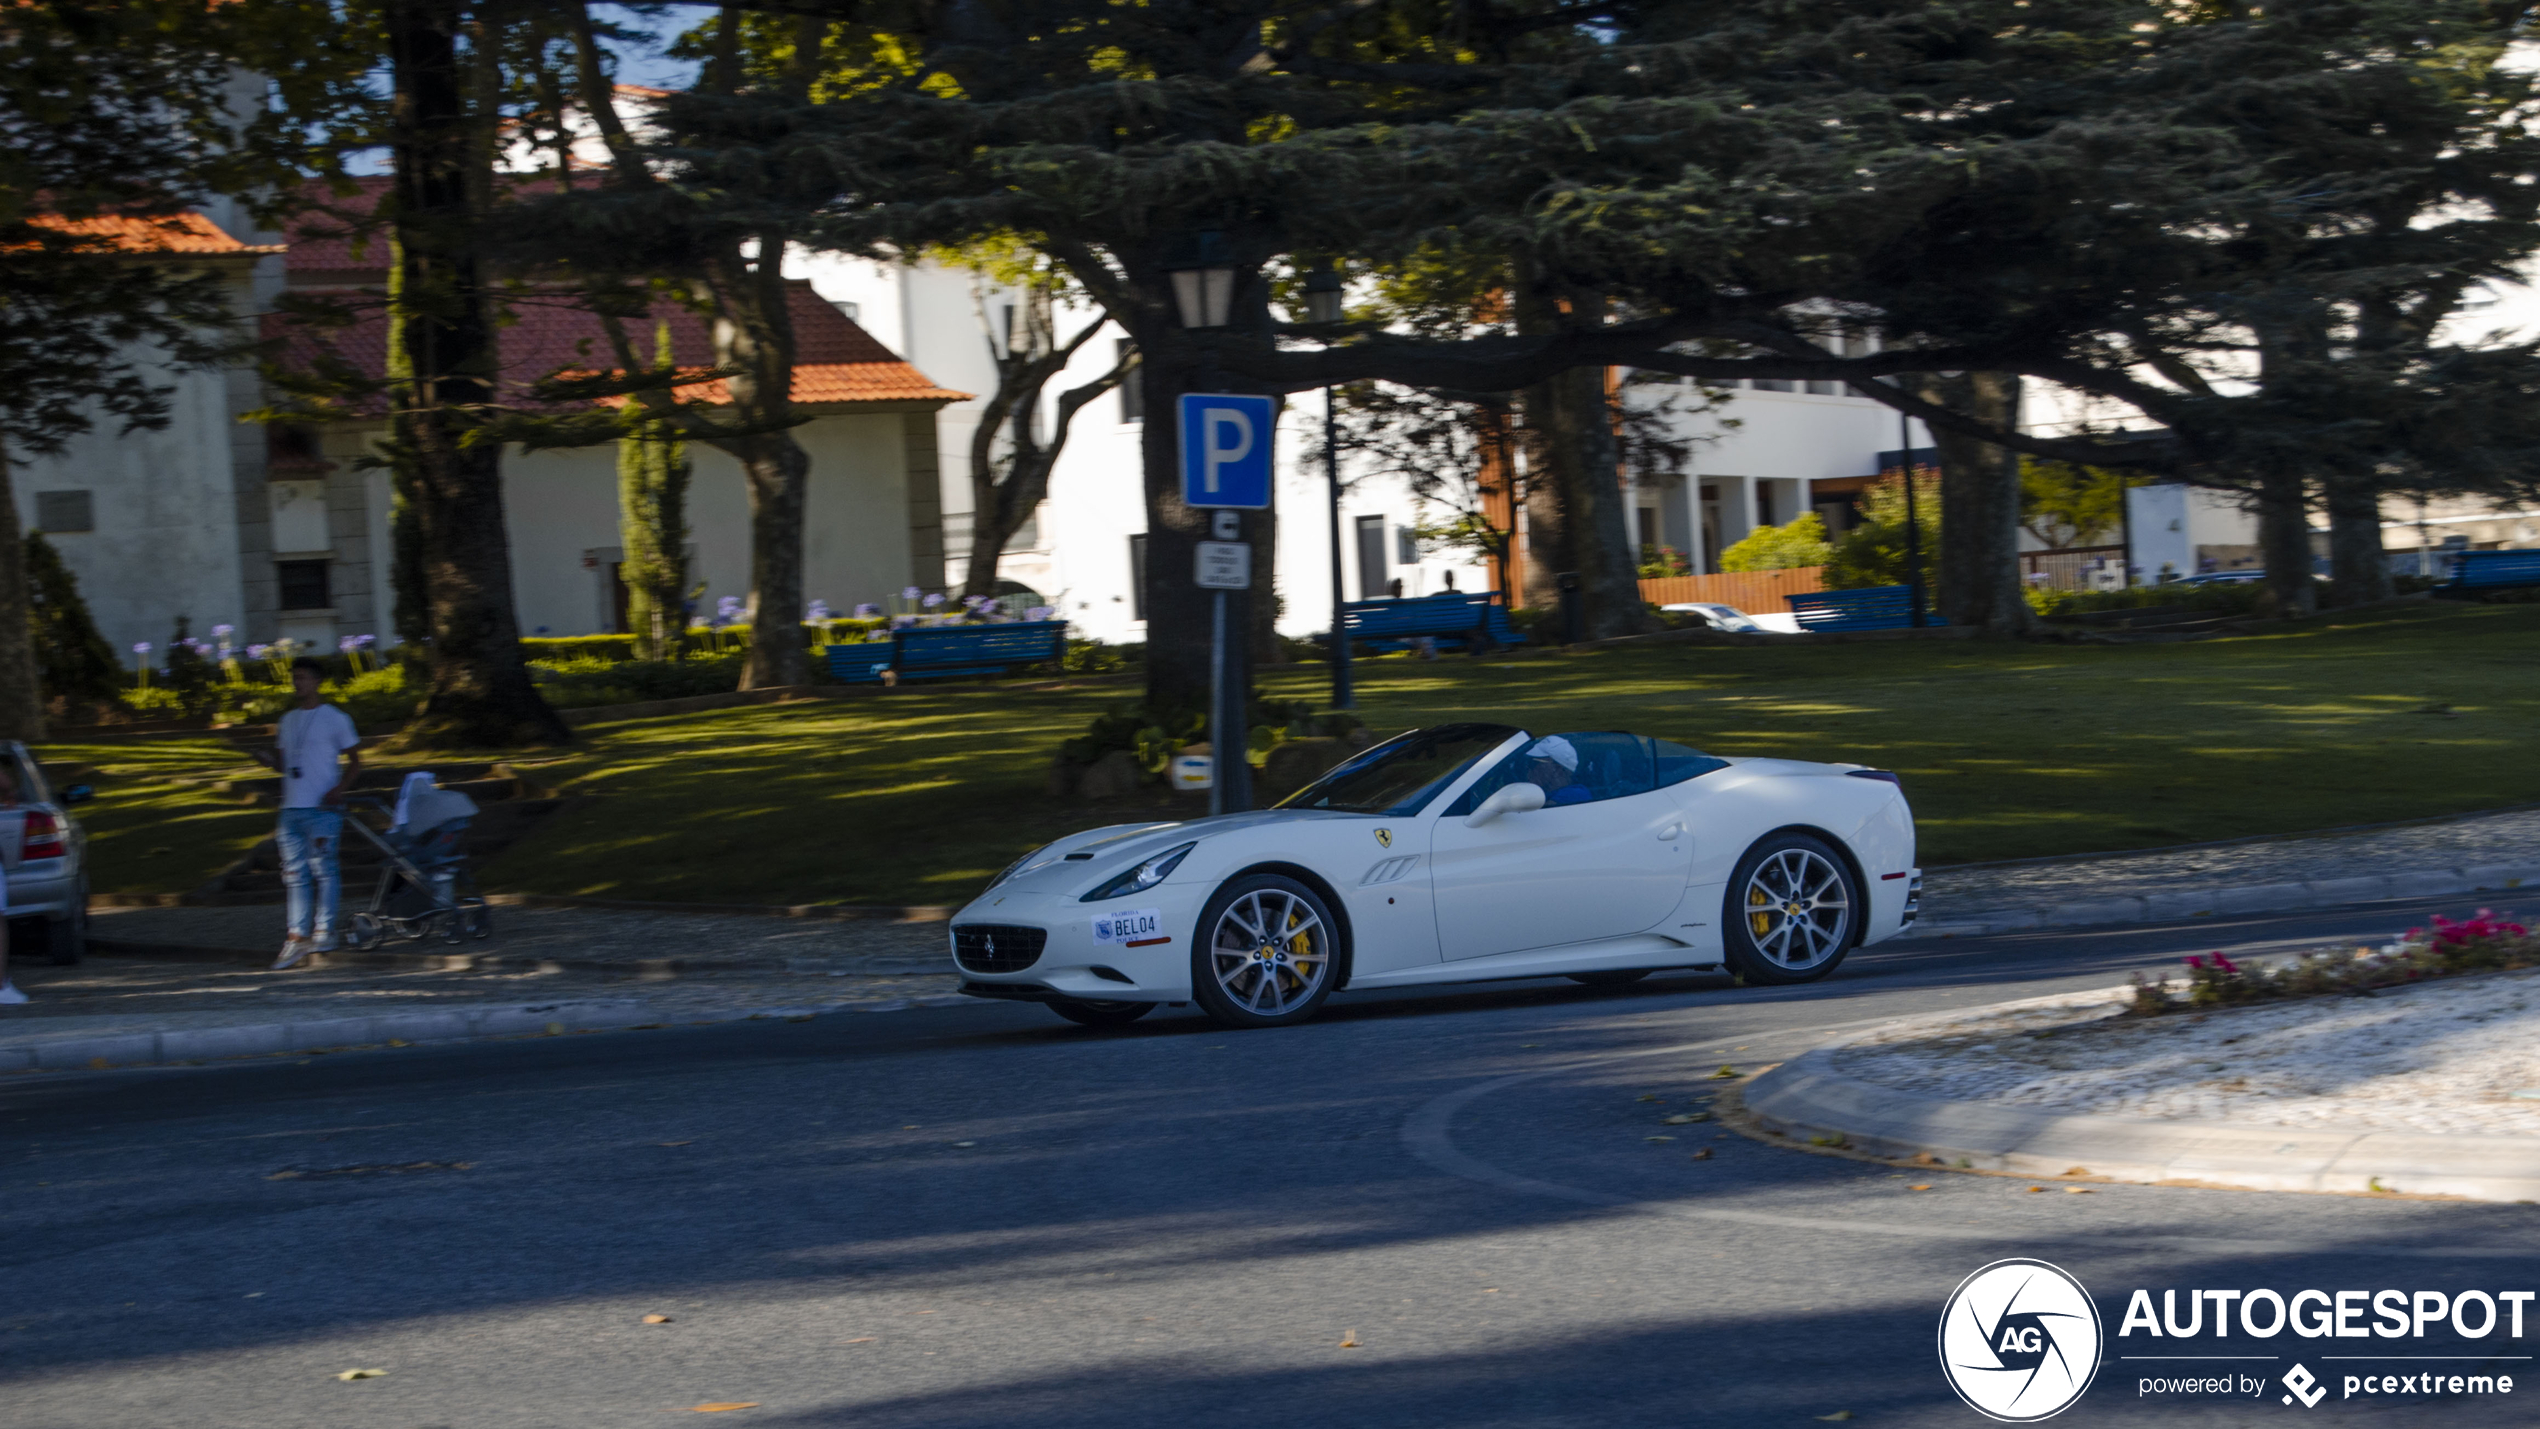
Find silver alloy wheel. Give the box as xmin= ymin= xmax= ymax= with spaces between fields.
xmin=1740 ymin=846 xmax=1851 ymax=972
xmin=1207 ymin=886 xmax=1333 ymax=1017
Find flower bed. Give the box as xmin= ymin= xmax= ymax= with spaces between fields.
xmin=2126 ymin=911 xmax=2537 ymax=1016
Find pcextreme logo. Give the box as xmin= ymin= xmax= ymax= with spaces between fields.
xmin=1939 ymin=1259 xmax=2104 ymax=1422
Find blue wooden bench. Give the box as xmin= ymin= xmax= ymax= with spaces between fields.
xmin=1323 ymin=593 xmax=1524 ymax=652
xmin=1787 ymin=586 xmax=1948 ymax=632
xmin=826 ymin=620 xmax=1068 ymax=683
xmin=2436 ymin=549 xmax=2540 ymax=596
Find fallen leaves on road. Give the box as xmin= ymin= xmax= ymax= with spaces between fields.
xmin=1815 ymin=1412 xmax=1854 ymax=1422
xmin=643 ymin=1314 xmax=673 ymax=1324
xmin=1338 ymin=1330 xmax=1360 ymax=1348
xmin=1644 ymin=1136 xmax=1675 ymax=1143
xmin=1636 ymin=1093 xmax=1659 ymax=1102
xmin=842 ymin=1338 xmax=877 ymax=1344
xmin=387 ymin=1039 xmax=409 ymax=1047
xmin=2026 ymin=1186 xmax=2046 ymax=1193
xmin=1690 ymin=1148 xmax=1713 ymax=1161
xmin=2065 ymin=1187 xmax=2095 ymax=1194
xmin=658 ymin=1141 xmax=693 ymax=1147
xmin=1909 ymin=1184 xmax=1933 ymax=1191
xmin=1661 ymin=1113 xmax=1710 ymax=1125
xmin=686 ymin=1403 xmax=758 ymax=1413
xmin=335 ymin=1369 xmax=387 ymax=1381
xmin=1709 ymin=1064 xmax=1739 ymax=1079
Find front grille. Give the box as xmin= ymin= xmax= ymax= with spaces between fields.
xmin=953 ymin=924 xmax=1047 ymax=973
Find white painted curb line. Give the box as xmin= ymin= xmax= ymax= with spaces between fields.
xmin=1745 ymin=1045 xmax=2540 ymax=1204
xmin=0 ymin=992 xmax=983 ymax=1074
xmin=1910 ymin=862 xmax=2540 ymax=940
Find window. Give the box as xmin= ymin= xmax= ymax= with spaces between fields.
xmin=1117 ymin=341 xmax=1143 ymax=422
xmin=1279 ymin=723 xmax=1521 ymax=816
xmin=830 ymin=298 xmax=861 ymax=322
xmin=1395 ymin=525 xmax=1419 ymax=565
xmin=1128 ymin=533 xmax=1148 ymax=619
xmin=1748 ymin=378 xmax=1795 ymax=393
xmin=1355 ymin=515 xmax=1387 ymax=600
xmin=1652 ymin=739 xmax=1729 ymax=788
xmin=276 ymin=559 xmax=331 ymax=611
xmin=1805 ymin=379 xmax=1841 ymax=396
xmin=34 ymin=490 xmax=92 ymax=533
xmin=1445 ymin=731 xmax=1659 ymax=814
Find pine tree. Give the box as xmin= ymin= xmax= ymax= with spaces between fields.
xmin=22 ymin=532 xmax=119 ymax=708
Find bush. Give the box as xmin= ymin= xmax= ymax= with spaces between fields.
xmin=1824 ymin=474 xmax=1941 ymax=592
xmin=1057 ymin=698 xmax=1363 ymax=778
xmin=528 ymin=652 xmax=744 ymax=707
xmin=2027 ymin=581 xmax=2268 ymax=620
xmin=26 ymin=531 xmax=119 ymax=704
xmin=2125 ymin=910 xmax=2537 ymax=1016
xmin=1719 ymin=513 xmax=1833 ymax=572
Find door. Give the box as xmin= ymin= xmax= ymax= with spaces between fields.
xmin=1426 ymin=732 xmax=1691 ymax=960
xmin=1355 ymin=515 xmax=1387 ymax=602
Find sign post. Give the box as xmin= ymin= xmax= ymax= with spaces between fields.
xmin=1180 ymin=393 xmax=1275 ymax=816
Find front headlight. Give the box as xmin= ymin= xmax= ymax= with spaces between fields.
xmin=1081 ymin=841 xmax=1196 ymax=902
xmin=988 ymin=843 xmax=1051 ymax=890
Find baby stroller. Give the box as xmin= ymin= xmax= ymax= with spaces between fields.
xmin=340 ymin=772 xmax=492 ymax=949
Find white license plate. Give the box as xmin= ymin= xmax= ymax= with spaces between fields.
xmin=1091 ymin=907 xmax=1164 ymax=945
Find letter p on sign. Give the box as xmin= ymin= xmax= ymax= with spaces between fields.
xmin=1180 ymin=393 xmax=1276 ymax=509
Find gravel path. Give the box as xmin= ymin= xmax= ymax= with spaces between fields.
xmin=1920 ymin=804 xmax=2540 ymax=915
xmin=1829 ymin=969 xmax=2540 ymax=1138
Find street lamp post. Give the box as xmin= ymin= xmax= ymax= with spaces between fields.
xmin=1163 ymin=231 xmax=1252 ymax=814
xmin=1303 ymin=263 xmax=1353 ymax=710
xmin=1898 ymin=407 xmax=1928 ymax=628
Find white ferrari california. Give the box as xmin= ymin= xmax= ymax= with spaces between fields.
xmin=951 ymin=723 xmax=1920 ymax=1029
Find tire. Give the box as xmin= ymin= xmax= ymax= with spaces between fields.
xmin=1047 ymin=998 xmax=1155 ymax=1028
xmin=459 ymin=899 xmax=492 ymax=941
xmin=42 ymin=896 xmax=86 ymax=966
xmin=1190 ymin=874 xmax=1342 ymax=1029
xmin=1566 ymin=968 xmax=1652 ymax=987
xmin=347 ymin=913 xmax=386 ymax=951
xmin=1720 ymin=833 xmax=1860 ymax=986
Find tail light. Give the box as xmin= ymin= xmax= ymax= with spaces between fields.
xmin=21 ymin=810 xmax=64 ymax=860
xmin=1846 ymin=769 xmax=1903 ymax=788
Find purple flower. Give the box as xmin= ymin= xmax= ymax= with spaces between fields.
xmin=246 ymin=644 xmax=269 ymax=659
xmin=356 ymin=634 xmax=377 ymax=647
xmin=1025 ymin=606 xmax=1053 ymax=622
xmin=339 ymin=636 xmax=358 ymax=653
xmin=853 ymin=603 xmax=879 ymax=618
xmin=902 ymin=586 xmax=921 ymax=600
xmin=921 ymin=592 xmax=944 ymax=608
xmin=807 ymin=600 xmax=832 ymax=622
xmin=133 ymin=642 xmax=151 ymax=655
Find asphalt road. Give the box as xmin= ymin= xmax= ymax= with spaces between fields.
xmin=7 ymin=893 xmax=2538 ymax=1428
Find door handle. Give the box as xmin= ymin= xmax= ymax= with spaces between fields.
xmin=1657 ymin=823 xmax=1684 ymax=841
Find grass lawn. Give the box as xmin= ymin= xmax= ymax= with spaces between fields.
xmin=46 ymin=600 xmax=2540 ymax=906
xmin=44 ymin=736 xmax=285 ymax=895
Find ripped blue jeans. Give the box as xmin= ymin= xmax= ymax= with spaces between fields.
xmin=277 ymin=807 xmax=345 ymax=940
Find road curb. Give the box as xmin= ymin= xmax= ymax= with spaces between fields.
xmin=1743 ymin=1041 xmax=2540 ymax=1204
xmin=1910 ymin=862 xmax=2540 ymax=940
xmin=83 ymin=936 xmax=954 ymax=981
xmin=0 ymin=991 xmax=982 ymax=1075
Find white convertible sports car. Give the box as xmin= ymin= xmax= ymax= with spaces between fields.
xmin=951 ymin=723 xmax=1920 ymax=1030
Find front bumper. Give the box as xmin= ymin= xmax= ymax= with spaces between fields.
xmin=946 ymin=886 xmax=1207 ymax=1003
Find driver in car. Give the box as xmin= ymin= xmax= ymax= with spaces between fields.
xmin=1524 ymin=735 xmax=1594 ymax=805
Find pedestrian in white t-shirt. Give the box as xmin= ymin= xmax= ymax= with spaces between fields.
xmin=263 ymin=657 xmax=362 ymax=969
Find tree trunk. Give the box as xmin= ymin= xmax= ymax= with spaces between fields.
xmin=385 ymin=0 xmax=566 ymax=748
xmin=1136 ymin=345 xmax=1220 ymax=717
xmin=1517 ymin=387 xmax=1566 ymax=614
xmin=736 ymin=438 xmax=808 ymax=688
xmin=0 ymin=444 xmax=47 ymax=741
xmin=617 ymin=423 xmax=689 ymax=661
xmin=1923 ymin=372 xmax=2034 ymax=634
xmin=1553 ymin=362 xmax=1650 ymax=639
xmin=2252 ymin=468 xmax=2319 ymax=617
xmin=2322 ymin=470 xmax=2393 ymax=607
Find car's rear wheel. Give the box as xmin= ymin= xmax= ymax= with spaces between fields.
xmin=1047 ymin=998 xmax=1154 ymax=1028
xmin=1566 ymin=969 xmax=1652 ymax=987
xmin=1721 ymin=833 xmax=1858 ymax=985
xmin=42 ymin=893 xmax=86 ymax=966
xmin=1191 ymin=874 xmax=1340 ymax=1029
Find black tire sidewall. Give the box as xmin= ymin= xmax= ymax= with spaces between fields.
xmin=1720 ymin=833 xmax=1858 ymax=986
xmin=1189 ymin=873 xmax=1341 ymax=1029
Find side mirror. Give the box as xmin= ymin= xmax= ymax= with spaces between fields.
xmin=61 ymin=784 xmax=94 ymax=805
xmin=1464 ymin=781 xmax=1547 ymax=828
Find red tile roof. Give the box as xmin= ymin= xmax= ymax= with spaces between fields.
xmin=267 ymin=281 xmax=966 ymax=413
xmin=24 ymin=210 xmax=281 ymax=256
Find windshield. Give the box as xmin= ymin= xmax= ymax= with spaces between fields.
xmin=1277 ymin=723 xmax=1522 ymax=817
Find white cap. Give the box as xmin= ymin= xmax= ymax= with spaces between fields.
xmin=1525 ymin=735 xmax=1578 ymax=772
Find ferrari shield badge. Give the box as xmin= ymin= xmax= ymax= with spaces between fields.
xmin=1374 ymin=828 xmax=1392 ymax=848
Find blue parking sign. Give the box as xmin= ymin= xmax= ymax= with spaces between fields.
xmin=1179 ymin=393 xmax=1276 ymax=509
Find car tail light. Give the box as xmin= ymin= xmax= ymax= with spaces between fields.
xmin=1846 ymin=769 xmax=1903 ymax=788
xmin=21 ymin=809 xmax=64 ymax=860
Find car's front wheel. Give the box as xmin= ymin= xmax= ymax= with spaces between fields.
xmin=1191 ymin=874 xmax=1340 ymax=1029
xmin=1721 ymin=833 xmax=1859 ymax=985
xmin=1047 ymin=998 xmax=1154 ymax=1028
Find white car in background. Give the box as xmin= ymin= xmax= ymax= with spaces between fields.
xmin=953 ymin=724 xmax=1919 ymax=1030
xmin=1662 ymin=601 xmax=1807 ymax=634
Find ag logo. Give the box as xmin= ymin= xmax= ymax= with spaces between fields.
xmin=1939 ymin=1258 xmax=2102 ymax=1421
xmin=1373 ymin=828 xmax=1392 ymax=848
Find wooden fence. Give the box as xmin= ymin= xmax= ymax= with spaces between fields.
xmin=1636 ymin=567 xmax=1828 ymax=614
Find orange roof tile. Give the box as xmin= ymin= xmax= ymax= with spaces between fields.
xmin=24 ymin=210 xmax=279 ymax=256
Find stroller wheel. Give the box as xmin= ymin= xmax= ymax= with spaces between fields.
xmin=459 ymin=899 xmax=492 ymax=941
xmin=347 ymin=913 xmax=385 ymax=952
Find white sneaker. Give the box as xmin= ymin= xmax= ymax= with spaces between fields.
xmin=0 ymin=982 xmax=28 ymax=1005
xmin=273 ymin=938 xmax=312 ymax=970
xmin=309 ymin=931 xmax=340 ymax=955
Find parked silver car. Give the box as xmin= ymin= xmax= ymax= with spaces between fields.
xmin=5 ymin=742 xmax=92 ymax=964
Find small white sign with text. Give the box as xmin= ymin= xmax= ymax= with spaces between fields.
xmin=1091 ymin=907 xmax=1166 ymax=945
